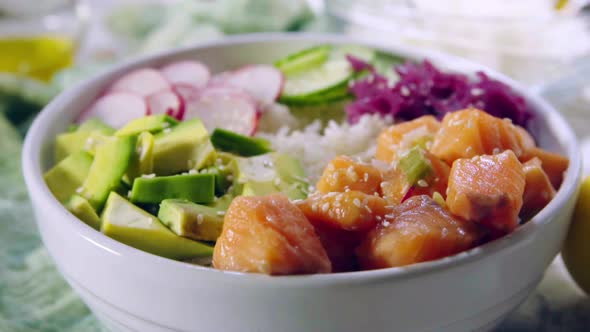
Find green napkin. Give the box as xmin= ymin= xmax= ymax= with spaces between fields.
xmin=0 ymin=115 xmax=105 ymax=332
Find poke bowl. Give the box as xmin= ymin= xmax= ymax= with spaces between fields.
xmin=22 ymin=34 xmax=581 ymax=332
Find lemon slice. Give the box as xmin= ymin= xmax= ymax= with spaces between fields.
xmin=562 ymin=175 xmax=590 ymax=295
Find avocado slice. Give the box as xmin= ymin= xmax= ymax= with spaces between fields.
xmin=159 ymin=199 xmax=224 ymax=241
xmin=54 ymin=119 xmax=115 ymax=162
xmin=208 ymin=194 xmax=234 ymax=211
xmin=233 ymin=152 xmax=309 ymax=200
xmin=101 ymin=192 xmax=213 ymax=260
xmin=65 ymin=194 xmax=101 ymax=230
xmin=152 ymin=118 xmax=215 ymax=175
xmin=202 ymin=165 xmax=233 ymax=196
xmin=44 ymin=151 xmax=93 ymax=202
xmin=125 ymin=131 xmax=154 ymax=182
xmin=210 ymin=128 xmax=272 ymax=157
xmin=80 ymin=135 xmax=136 ymax=211
xmin=115 ymin=114 xmax=178 ymax=137
xmin=129 ymin=173 xmax=215 ymax=204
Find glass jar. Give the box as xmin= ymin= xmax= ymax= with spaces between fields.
xmin=0 ymin=0 xmax=89 ymax=81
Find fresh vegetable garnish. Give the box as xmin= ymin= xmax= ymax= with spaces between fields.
xmin=210 ymin=128 xmax=272 ymax=157
xmin=346 ymin=58 xmax=533 ymax=127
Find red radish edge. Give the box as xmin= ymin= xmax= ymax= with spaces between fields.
xmin=146 ymin=89 xmax=184 ymax=120
xmin=160 ymin=60 xmax=210 ymax=90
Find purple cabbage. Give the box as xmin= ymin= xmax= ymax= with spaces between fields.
xmin=346 ymin=57 xmax=532 ymax=127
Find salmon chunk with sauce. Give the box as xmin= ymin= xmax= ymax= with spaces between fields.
xmin=316 ymin=156 xmax=382 ymax=194
xmin=520 ymin=157 xmax=557 ymax=220
xmin=376 ymin=115 xmax=441 ymax=163
xmin=431 ymin=109 xmax=532 ymax=164
xmin=310 ymin=223 xmax=362 ymax=272
xmin=446 ymin=150 xmax=526 ymax=233
xmin=213 ymin=194 xmax=331 ymax=275
xmin=297 ymin=191 xmax=388 ymax=232
xmin=357 ymin=195 xmax=481 ymax=269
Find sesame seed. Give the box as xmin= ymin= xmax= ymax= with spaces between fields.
xmin=188 ymin=169 xmax=198 ymax=175
xmin=353 ymin=198 xmax=361 ymax=207
xmin=365 ymin=205 xmax=373 ymax=213
xmin=492 ymin=148 xmax=501 ymax=154
xmin=75 ymin=187 xmax=83 ymax=194
xmin=417 ymin=179 xmax=428 ymax=187
xmin=321 ymin=203 xmax=330 ymax=212
xmin=142 ymin=173 xmax=156 ymax=179
xmin=197 ymin=214 xmax=204 ymax=224
xmin=226 ymin=175 xmax=234 ymax=181
xmin=382 ymin=220 xmax=391 ymax=226
xmin=363 ymin=173 xmax=369 ymax=182
xmin=163 ymin=128 xmax=172 ymax=134
xmin=311 ymin=204 xmax=318 ymax=212
xmin=216 ymin=211 xmax=226 ymax=216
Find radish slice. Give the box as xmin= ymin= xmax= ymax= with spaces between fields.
xmin=173 ymin=84 xmax=201 ymax=104
xmin=108 ymin=68 xmax=170 ymax=97
xmin=184 ymin=88 xmax=259 ymax=135
xmin=208 ymin=72 xmax=232 ymax=87
xmin=78 ymin=93 xmax=147 ymax=128
xmin=160 ymin=61 xmax=210 ymax=90
xmin=146 ymin=90 xmax=184 ymax=120
xmin=224 ymin=65 xmax=284 ymax=103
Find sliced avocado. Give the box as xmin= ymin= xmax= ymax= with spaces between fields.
xmin=210 ymin=128 xmax=272 ymax=157
xmin=80 ymin=135 xmax=136 ymax=211
xmin=115 ymin=114 xmax=178 ymax=137
xmin=193 ymin=139 xmax=217 ymax=171
xmin=203 ymin=165 xmax=233 ymax=196
xmin=152 ymin=119 xmax=213 ymax=175
xmin=78 ymin=118 xmax=116 ymax=134
xmin=129 ymin=173 xmax=215 ymax=204
xmin=65 ymin=194 xmax=101 ymax=230
xmin=54 ymin=119 xmax=114 ymax=162
xmin=234 ymin=152 xmax=309 ymax=200
xmin=159 ymin=199 xmax=224 ymax=241
xmin=44 ymin=151 xmax=93 ymax=202
xmin=101 ymin=192 xmax=213 ymax=260
xmin=125 ymin=131 xmax=154 ymax=182
xmin=84 ymin=132 xmax=114 ymax=155
xmin=208 ymin=194 xmax=234 ymax=211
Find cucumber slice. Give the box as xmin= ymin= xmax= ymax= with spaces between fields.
xmin=278 ymin=45 xmax=375 ymax=105
xmin=274 ymin=45 xmax=331 ymax=77
xmin=210 ymin=128 xmax=272 ymax=157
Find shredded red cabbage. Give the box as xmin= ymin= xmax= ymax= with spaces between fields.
xmin=346 ymin=56 xmax=532 ymax=127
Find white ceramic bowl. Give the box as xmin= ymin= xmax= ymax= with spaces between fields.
xmin=22 ymin=34 xmax=581 ymax=332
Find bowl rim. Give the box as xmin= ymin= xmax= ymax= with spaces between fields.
xmin=22 ymin=32 xmax=582 ymax=286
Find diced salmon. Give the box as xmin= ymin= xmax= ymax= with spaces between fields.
xmin=520 ymin=157 xmax=556 ymax=220
xmin=213 ymin=194 xmax=331 ymax=275
xmin=431 ymin=109 xmax=530 ymax=164
xmin=446 ymin=150 xmax=526 ymax=233
xmin=379 ymin=150 xmax=450 ymax=205
xmin=297 ymin=191 xmax=388 ymax=232
xmin=522 ymin=147 xmax=568 ymax=189
xmin=316 ymin=156 xmax=382 ymax=194
xmin=311 ymin=222 xmax=361 ymax=272
xmin=356 ymin=195 xmax=481 ymax=269
xmin=376 ymin=115 xmax=440 ymax=163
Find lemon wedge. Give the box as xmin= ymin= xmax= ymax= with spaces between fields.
xmin=562 ymin=175 xmax=590 ymax=295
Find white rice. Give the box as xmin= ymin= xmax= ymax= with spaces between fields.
xmin=257 ymin=107 xmax=393 ymax=183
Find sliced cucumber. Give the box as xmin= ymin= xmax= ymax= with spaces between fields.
xmin=210 ymin=128 xmax=272 ymax=157
xmin=278 ymin=45 xmax=375 ymax=106
xmin=274 ymin=45 xmax=331 ymax=77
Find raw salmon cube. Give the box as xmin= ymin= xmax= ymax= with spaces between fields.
xmin=446 ymin=150 xmax=526 ymax=233
xmin=522 ymin=147 xmax=568 ymax=190
xmin=311 ymin=222 xmax=362 ymax=272
xmin=356 ymin=195 xmax=480 ymax=269
xmin=297 ymin=191 xmax=388 ymax=232
xmin=379 ymin=150 xmax=450 ymax=205
xmin=520 ymin=157 xmax=556 ymax=220
xmin=213 ymin=194 xmax=331 ymax=275
xmin=431 ymin=109 xmax=530 ymax=164
xmin=376 ymin=115 xmax=440 ymax=163
xmin=316 ymin=156 xmax=382 ymax=194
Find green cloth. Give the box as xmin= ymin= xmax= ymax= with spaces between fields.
xmin=0 ymin=115 xmax=105 ymax=331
